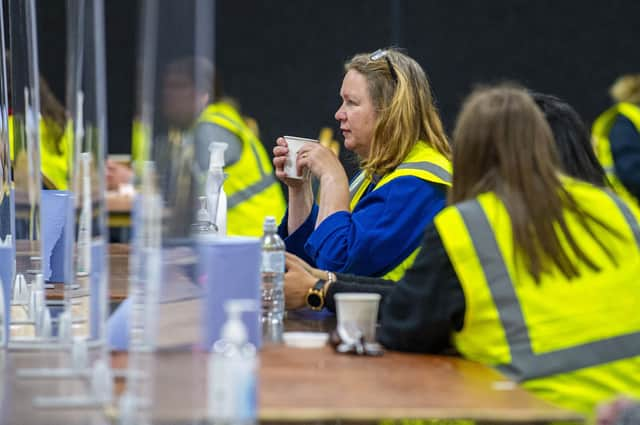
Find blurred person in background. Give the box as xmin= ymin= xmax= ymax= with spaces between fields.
xmin=9 ymin=74 xmax=70 ymax=190
xmin=273 ymin=48 xmax=451 ymax=282
xmin=592 ymin=74 xmax=640 ymax=204
xmin=532 ymin=92 xmax=608 ymax=187
xmin=108 ymin=57 xmax=285 ymax=237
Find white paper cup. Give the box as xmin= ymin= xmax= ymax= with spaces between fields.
xmin=334 ymin=293 xmax=381 ymax=343
xmin=283 ymin=136 xmax=318 ymax=179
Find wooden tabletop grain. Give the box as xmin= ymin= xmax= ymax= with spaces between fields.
xmin=106 ymin=344 xmax=583 ymax=424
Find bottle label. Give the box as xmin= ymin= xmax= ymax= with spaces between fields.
xmin=261 ymin=251 xmax=284 ymax=273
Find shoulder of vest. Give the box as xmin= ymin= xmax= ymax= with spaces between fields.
xmin=617 ymin=102 xmax=640 ymax=128
xmin=593 ymin=105 xmax=620 ymax=132
xmin=200 ymin=103 xmax=246 ymax=130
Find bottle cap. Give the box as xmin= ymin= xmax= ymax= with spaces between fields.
xmin=263 ymin=216 xmax=277 ymax=232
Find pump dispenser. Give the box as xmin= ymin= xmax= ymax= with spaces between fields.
xmin=207 ymin=142 xmax=227 ymax=236
xmin=208 ymin=299 xmax=257 ymax=425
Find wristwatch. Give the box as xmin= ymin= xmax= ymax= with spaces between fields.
xmin=306 ymin=279 xmax=326 ymax=311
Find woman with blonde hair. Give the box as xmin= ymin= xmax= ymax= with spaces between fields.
xmin=592 ymin=74 xmax=640 ymax=204
xmin=273 ymin=48 xmax=451 ymax=290
xmin=374 ymin=85 xmax=640 ymax=418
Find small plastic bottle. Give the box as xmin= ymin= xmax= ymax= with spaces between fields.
xmin=260 ymin=217 xmax=285 ymax=326
xmin=207 ymin=142 xmax=228 ymax=236
xmin=208 ymin=300 xmax=257 ymax=425
xmin=193 ymin=196 xmax=216 ymax=234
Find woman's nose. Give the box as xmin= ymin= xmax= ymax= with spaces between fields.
xmin=335 ymin=105 xmax=345 ymax=121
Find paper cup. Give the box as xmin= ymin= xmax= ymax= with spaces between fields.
xmin=334 ymin=293 xmax=381 ymax=343
xmin=283 ymin=136 xmax=318 ymax=179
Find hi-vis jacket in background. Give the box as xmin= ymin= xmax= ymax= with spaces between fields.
xmin=9 ymin=115 xmax=71 ymax=190
xmin=592 ymin=102 xmax=640 ymax=205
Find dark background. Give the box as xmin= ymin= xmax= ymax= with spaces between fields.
xmin=34 ymin=0 xmax=640 ymax=177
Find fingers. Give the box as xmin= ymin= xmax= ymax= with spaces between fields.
xmin=273 ymin=137 xmax=290 ymax=179
xmin=273 ymin=146 xmax=288 ymax=157
xmin=273 ymin=155 xmax=288 ymax=169
xmin=273 ymin=137 xmax=289 ymax=158
xmin=285 ymin=254 xmax=300 ymax=270
xmin=272 ymin=137 xmax=289 ymax=179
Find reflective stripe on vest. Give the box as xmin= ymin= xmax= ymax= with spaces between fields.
xmin=455 ymin=193 xmax=640 ymax=382
xmin=348 ymin=171 xmax=367 ymax=199
xmin=349 ymin=161 xmax=452 ymax=199
xmin=396 ymin=161 xmax=452 ymax=184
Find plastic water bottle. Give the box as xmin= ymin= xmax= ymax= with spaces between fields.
xmin=260 ymin=217 xmax=285 ymax=326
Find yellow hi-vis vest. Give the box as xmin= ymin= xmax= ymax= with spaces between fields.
xmin=349 ymin=141 xmax=452 ymax=281
xmin=592 ymin=102 xmax=640 ymax=205
xmin=435 ymin=178 xmax=640 ymax=417
xmin=197 ymin=102 xmax=285 ymax=237
xmin=9 ymin=115 xmax=71 ymax=190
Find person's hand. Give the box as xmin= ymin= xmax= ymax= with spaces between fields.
xmin=286 ymin=252 xmax=327 ymax=280
xmin=106 ymin=160 xmax=133 ymax=191
xmin=296 ymin=141 xmax=347 ymax=185
xmin=272 ymin=137 xmax=305 ymax=189
xmin=284 ymin=253 xmax=319 ymax=310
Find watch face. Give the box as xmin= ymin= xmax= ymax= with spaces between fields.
xmin=307 ymin=292 xmax=322 ymax=308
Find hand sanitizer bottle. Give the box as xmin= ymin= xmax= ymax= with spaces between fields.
xmin=207 ymin=142 xmax=227 ymax=236
xmin=193 ymin=196 xmax=215 ymax=234
xmin=208 ymin=300 xmax=257 ymax=425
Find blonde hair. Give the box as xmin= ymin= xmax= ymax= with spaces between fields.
xmin=609 ymin=74 xmax=640 ymax=104
xmin=345 ymin=49 xmax=450 ymax=176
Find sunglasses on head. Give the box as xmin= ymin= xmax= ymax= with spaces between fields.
xmin=369 ymin=49 xmax=398 ymax=84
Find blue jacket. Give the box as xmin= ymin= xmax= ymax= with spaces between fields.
xmin=278 ymin=175 xmax=446 ymax=277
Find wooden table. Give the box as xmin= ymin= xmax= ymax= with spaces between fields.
xmin=1 ymin=245 xmax=585 ymax=424
xmin=105 ymin=309 xmax=582 ymax=424
xmin=46 ymin=244 xmax=129 ymax=302
xmin=13 ymin=242 xmax=130 ymax=302
xmin=0 ymin=337 xmax=583 ymax=424
xmin=105 ymin=345 xmax=584 ymax=424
